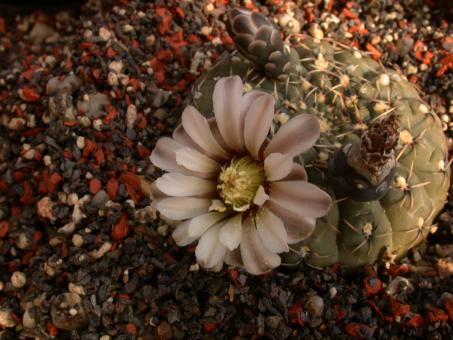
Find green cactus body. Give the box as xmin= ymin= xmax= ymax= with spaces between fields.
xmin=190 ymin=11 xmax=450 ymax=268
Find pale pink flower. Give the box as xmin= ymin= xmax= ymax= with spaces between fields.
xmin=150 ymin=76 xmax=332 ymax=275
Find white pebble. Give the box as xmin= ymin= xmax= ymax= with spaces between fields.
xmin=122 ymin=24 xmax=134 ymax=33
xmin=69 ymin=282 xmax=86 ymax=296
xmin=67 ymin=192 xmax=79 ymax=206
xmin=109 ymin=60 xmax=123 ymax=74
xmin=8 ymin=117 xmax=26 ymax=130
xmin=72 ymin=234 xmax=84 ymax=247
xmin=99 ymin=27 xmax=112 ymax=41
xmin=0 ymin=309 xmax=16 ymax=328
xmin=107 ymin=72 xmax=119 ymax=86
xmin=76 ymin=136 xmax=85 ymax=149
xmin=11 ymin=271 xmax=27 ymax=288
xmin=93 ymin=119 xmax=103 ymax=131
xmin=126 ymin=104 xmax=137 ymax=129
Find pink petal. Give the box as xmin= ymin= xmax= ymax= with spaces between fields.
xmin=155 ymin=173 xmax=216 ymax=197
xmin=284 ymin=162 xmax=308 ymax=181
xmin=213 ymin=76 xmax=245 ymax=152
xmin=195 ymin=223 xmax=226 ymax=271
xmin=267 ymin=200 xmax=316 ymax=243
xmin=240 ymin=90 xmax=268 ymax=116
xmin=172 ymin=125 xmax=203 ymax=152
xmin=152 ymin=197 xmax=211 ymax=220
xmin=244 ymin=94 xmax=275 ymax=159
xmin=269 ymin=181 xmax=332 ymax=218
xmin=253 ymin=185 xmax=269 ymax=206
xmin=219 ymin=214 xmax=242 ymax=251
xmin=240 ymin=215 xmax=281 ymax=275
xmin=175 ymin=147 xmax=220 ymax=174
xmin=264 ymin=153 xmax=293 ymax=181
xmin=255 ymin=208 xmax=289 ymax=253
xmin=187 ymin=212 xmax=228 ymax=238
xmin=264 ymin=114 xmax=320 ymax=157
xmin=208 ymin=118 xmax=233 ymax=153
xmin=149 ymin=137 xmax=189 ymax=174
xmin=182 ymin=105 xmax=230 ymax=159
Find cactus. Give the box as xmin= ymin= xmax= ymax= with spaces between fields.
xmin=190 ymin=9 xmax=450 ymax=268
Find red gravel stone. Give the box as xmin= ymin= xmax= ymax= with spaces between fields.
xmin=0 ymin=220 xmax=9 ymax=238
xmin=21 ymin=86 xmax=40 ymax=101
xmin=89 ymin=178 xmax=102 ymax=194
xmin=111 ymin=214 xmax=129 ymax=241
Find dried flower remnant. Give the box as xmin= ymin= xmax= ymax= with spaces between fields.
xmin=150 ymin=76 xmax=332 ymax=274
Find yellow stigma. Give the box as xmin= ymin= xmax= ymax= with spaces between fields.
xmin=217 ymin=156 xmax=265 ymax=211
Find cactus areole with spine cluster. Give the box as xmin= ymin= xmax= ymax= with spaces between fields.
xmin=188 ymin=8 xmax=450 ymax=268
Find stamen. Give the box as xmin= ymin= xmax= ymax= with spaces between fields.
xmin=217 ymin=156 xmax=265 ymax=211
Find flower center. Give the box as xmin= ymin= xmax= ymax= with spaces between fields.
xmin=217 ymin=156 xmax=265 ymax=211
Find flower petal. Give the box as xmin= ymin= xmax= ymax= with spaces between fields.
xmin=175 ymin=147 xmax=219 ymax=174
xmin=224 ymin=248 xmax=243 ymax=267
xmin=264 ymin=153 xmax=293 ymax=181
xmin=187 ymin=212 xmax=228 ymax=238
xmin=255 ymin=208 xmax=289 ymax=253
xmin=240 ymin=215 xmax=281 ymax=275
xmin=264 ymin=114 xmax=320 ymax=157
xmin=240 ymin=90 xmax=267 ymax=115
xmin=153 ymin=197 xmax=211 ymax=220
xmin=267 ymin=201 xmax=316 ymax=243
xmin=172 ymin=220 xmax=197 ymax=246
xmin=195 ymin=223 xmax=226 ymax=271
xmin=244 ymin=94 xmax=275 ymax=158
xmin=150 ymin=137 xmax=188 ymax=174
xmin=269 ymin=181 xmax=332 ymax=218
xmin=219 ymin=214 xmax=242 ymax=251
xmin=208 ymin=118 xmax=232 ymax=153
xmin=253 ymin=185 xmax=269 ymax=206
xmin=213 ymin=76 xmax=245 ymax=152
xmin=154 ymin=173 xmax=216 ymax=197
xmin=182 ymin=105 xmax=230 ymax=159
xmin=284 ymin=162 xmax=308 ymax=181
xmin=172 ymin=124 xmax=202 ymax=152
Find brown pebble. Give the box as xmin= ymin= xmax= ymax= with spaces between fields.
xmin=157 ymin=321 xmax=172 ymax=339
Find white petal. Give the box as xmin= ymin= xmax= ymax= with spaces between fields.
xmin=154 ymin=173 xmax=216 ymax=197
xmin=213 ymin=76 xmax=245 ymax=152
xmin=253 ymin=185 xmax=269 ymax=206
xmin=267 ymin=200 xmax=316 ymax=243
xmin=182 ymin=105 xmax=230 ymax=159
xmin=255 ymin=208 xmax=289 ymax=253
xmin=195 ymin=223 xmax=226 ymax=271
xmin=175 ymin=147 xmax=219 ymax=173
xmin=244 ymin=94 xmax=275 ymax=158
xmin=150 ymin=137 xmax=188 ymax=174
xmin=153 ymin=197 xmax=211 ymax=220
xmin=240 ymin=215 xmax=281 ymax=275
xmin=219 ymin=214 xmax=242 ymax=251
xmin=172 ymin=220 xmax=197 ymax=246
xmin=187 ymin=212 xmax=228 ymax=238
xmin=265 ymin=114 xmax=320 ymax=157
xmin=269 ymin=181 xmax=332 ymax=218
xmin=264 ymin=153 xmax=293 ymax=181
